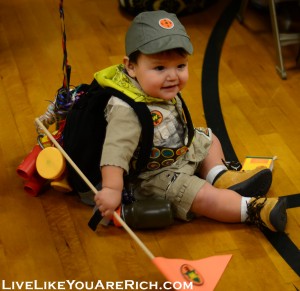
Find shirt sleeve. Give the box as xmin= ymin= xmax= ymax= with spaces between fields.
xmin=100 ymin=98 xmax=142 ymax=173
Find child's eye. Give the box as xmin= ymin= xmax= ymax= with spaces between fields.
xmin=178 ymin=64 xmax=187 ymax=69
xmin=154 ymin=66 xmax=165 ymax=71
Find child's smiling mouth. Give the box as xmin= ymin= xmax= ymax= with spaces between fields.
xmin=162 ymin=84 xmax=179 ymax=90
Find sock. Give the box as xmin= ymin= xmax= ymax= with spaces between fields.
xmin=241 ymin=197 xmax=251 ymax=222
xmin=206 ymin=165 xmax=228 ymax=184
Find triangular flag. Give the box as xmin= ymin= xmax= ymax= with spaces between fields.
xmin=153 ymin=254 xmax=232 ymax=291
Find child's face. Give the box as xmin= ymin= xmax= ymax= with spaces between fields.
xmin=125 ymin=50 xmax=189 ymax=100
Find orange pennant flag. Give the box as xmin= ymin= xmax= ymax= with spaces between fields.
xmin=153 ymin=254 xmax=232 ymax=291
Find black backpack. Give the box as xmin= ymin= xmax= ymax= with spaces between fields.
xmin=62 ymin=79 xmax=154 ymax=193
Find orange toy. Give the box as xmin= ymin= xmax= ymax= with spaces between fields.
xmin=36 ymin=146 xmax=72 ymax=193
xmin=36 ymin=147 xmax=66 ymax=180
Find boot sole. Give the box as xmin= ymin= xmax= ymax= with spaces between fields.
xmin=228 ymin=169 xmax=272 ymax=197
xmin=269 ymin=198 xmax=287 ymax=232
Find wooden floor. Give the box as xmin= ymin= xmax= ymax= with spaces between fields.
xmin=0 ymin=0 xmax=299 ymax=290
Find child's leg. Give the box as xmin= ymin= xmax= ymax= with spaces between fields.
xmin=198 ymin=133 xmax=226 ymax=179
xmin=199 ymin=134 xmax=272 ymax=197
xmin=190 ymin=182 xmax=241 ymax=222
xmin=190 ymin=182 xmax=287 ymax=232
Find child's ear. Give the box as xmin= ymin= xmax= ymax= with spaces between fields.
xmin=123 ymin=56 xmax=136 ymax=78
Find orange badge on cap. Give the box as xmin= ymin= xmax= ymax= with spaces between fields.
xmin=159 ymin=18 xmax=174 ymax=29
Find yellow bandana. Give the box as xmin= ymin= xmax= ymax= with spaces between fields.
xmin=94 ymin=64 xmax=166 ymax=103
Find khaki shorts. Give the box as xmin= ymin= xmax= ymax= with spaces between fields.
xmin=134 ymin=169 xmax=206 ymax=221
xmin=133 ymin=127 xmax=213 ymax=221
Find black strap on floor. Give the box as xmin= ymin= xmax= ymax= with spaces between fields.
xmin=201 ymin=0 xmax=300 ymax=277
xmin=281 ymin=193 xmax=300 ymax=209
xmin=262 ymin=224 xmax=300 ymax=277
xmin=201 ymin=0 xmax=240 ymax=162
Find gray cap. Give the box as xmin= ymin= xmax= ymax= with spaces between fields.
xmin=125 ymin=10 xmax=193 ymax=56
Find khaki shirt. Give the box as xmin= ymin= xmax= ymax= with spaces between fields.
xmin=100 ymin=95 xmax=212 ymax=179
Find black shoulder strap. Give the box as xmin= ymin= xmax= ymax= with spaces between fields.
xmin=106 ymin=90 xmax=193 ymax=170
xmin=177 ymin=93 xmax=194 ymax=146
xmin=87 ymin=85 xmax=154 ymax=231
xmin=103 ymin=86 xmax=154 ymax=174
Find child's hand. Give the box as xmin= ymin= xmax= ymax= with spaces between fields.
xmin=94 ymin=187 xmax=122 ymax=219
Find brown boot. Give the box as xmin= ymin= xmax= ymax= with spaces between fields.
xmin=213 ymin=166 xmax=272 ymax=197
xmin=246 ymin=197 xmax=287 ymax=232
